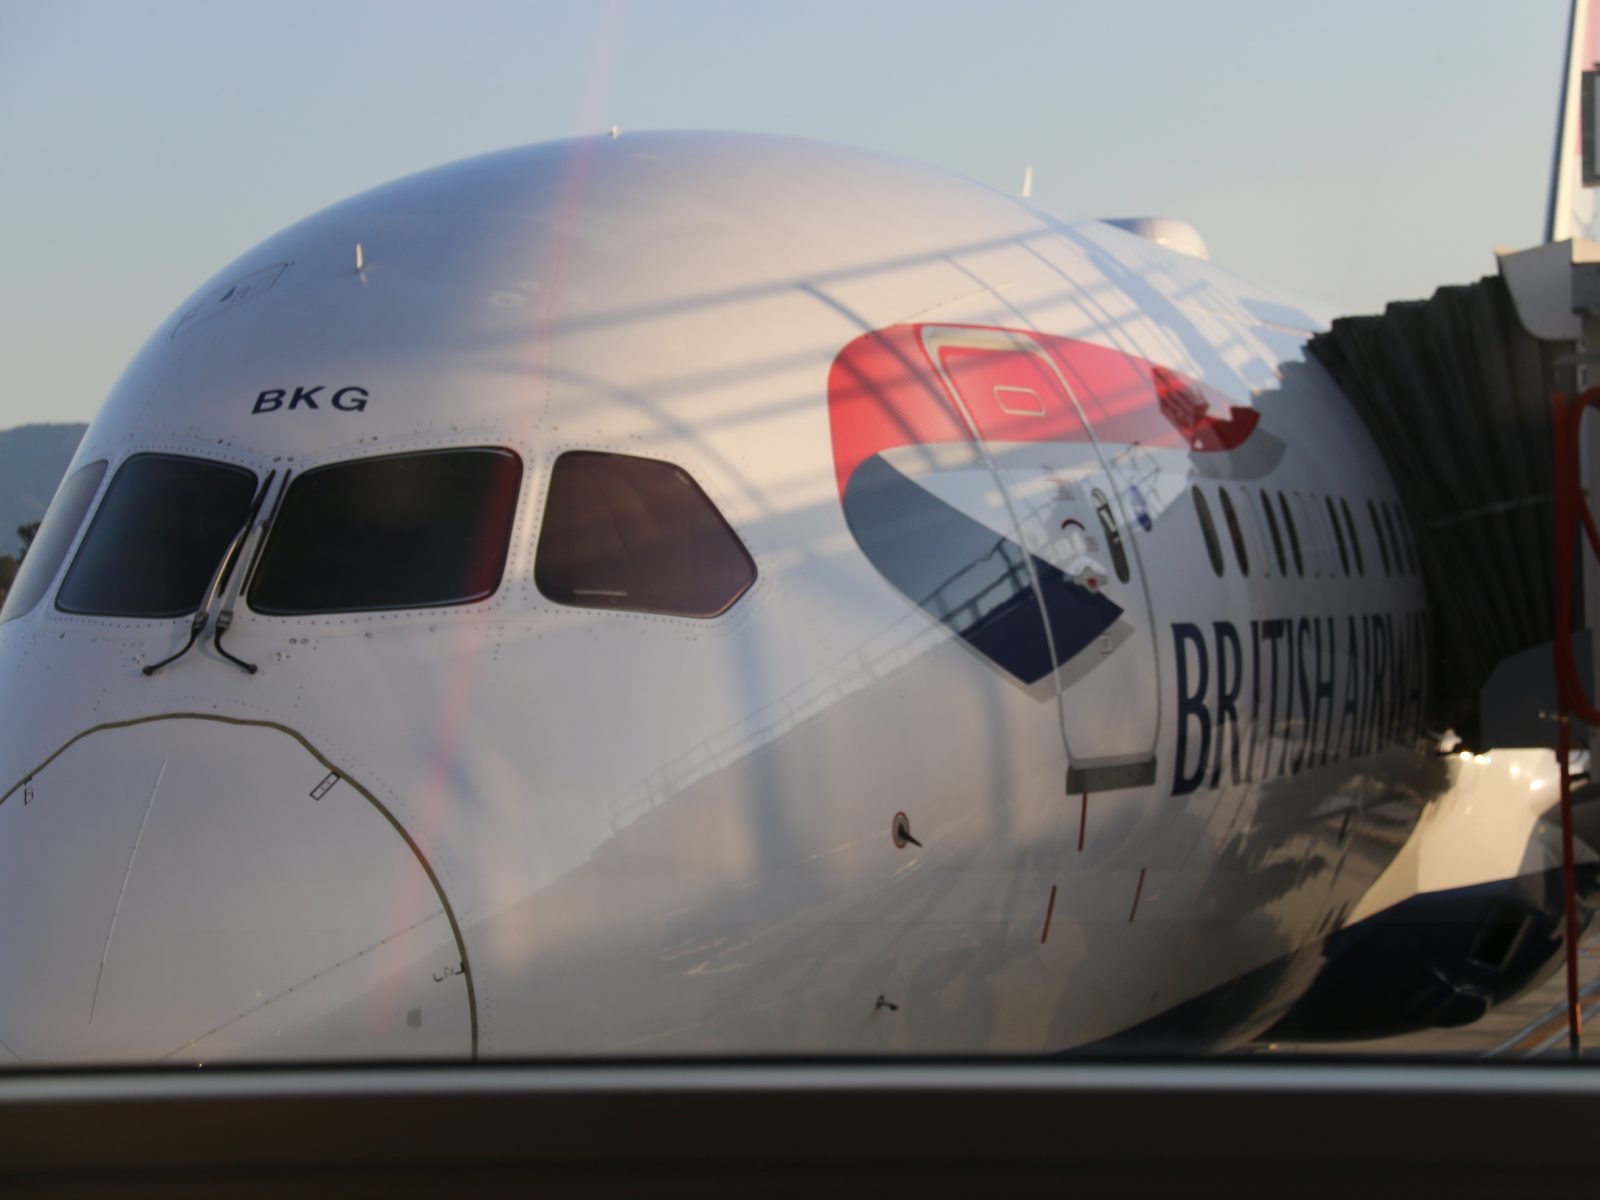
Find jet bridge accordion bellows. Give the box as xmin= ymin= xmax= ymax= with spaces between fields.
xmin=1308 ymin=274 xmax=1571 ymax=745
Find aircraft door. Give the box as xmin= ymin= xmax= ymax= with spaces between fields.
xmin=921 ymin=325 xmax=1161 ymax=793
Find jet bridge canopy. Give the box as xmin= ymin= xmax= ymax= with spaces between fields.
xmin=1307 ymin=267 xmax=1579 ymax=748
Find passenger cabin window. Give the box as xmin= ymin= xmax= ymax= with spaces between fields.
xmin=249 ymin=448 xmax=522 ymax=615
xmin=1340 ymin=497 xmax=1365 ymax=576
xmin=1091 ymin=488 xmax=1130 ymax=584
xmin=0 ymin=459 xmax=108 ymax=623
xmin=1367 ymin=499 xmax=1392 ymax=576
xmin=1326 ymin=496 xmax=1350 ymax=576
xmin=1384 ymin=502 xmax=1414 ymax=574
xmin=535 ymin=451 xmax=756 ymax=618
xmin=1276 ymin=492 xmax=1304 ymax=577
xmin=1191 ymin=488 xmax=1224 ymax=577
xmin=56 ymin=454 xmax=257 ymax=618
xmin=1217 ymin=487 xmax=1249 ymax=576
xmin=1293 ymin=493 xmax=1321 ymax=577
xmin=1260 ymin=491 xmax=1287 ymax=576
xmin=1402 ymin=508 xmax=1423 ymax=574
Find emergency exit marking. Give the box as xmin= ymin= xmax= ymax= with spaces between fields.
xmin=310 ymin=772 xmax=340 ymax=801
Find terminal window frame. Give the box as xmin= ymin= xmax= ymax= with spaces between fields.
xmin=55 ymin=453 xmax=259 ymax=619
xmin=247 ymin=447 xmax=523 ymax=616
xmin=534 ymin=450 xmax=757 ymax=619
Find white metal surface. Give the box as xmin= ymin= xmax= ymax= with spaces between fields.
xmin=0 ymin=132 xmax=1560 ymax=1062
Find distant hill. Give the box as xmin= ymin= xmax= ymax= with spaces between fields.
xmin=0 ymin=424 xmax=88 ymax=556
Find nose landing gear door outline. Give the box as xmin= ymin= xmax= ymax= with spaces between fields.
xmin=920 ymin=325 xmax=1161 ymax=793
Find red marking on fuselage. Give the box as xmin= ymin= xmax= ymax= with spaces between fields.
xmin=1129 ymin=867 xmax=1148 ymax=923
xmin=1041 ymin=884 xmax=1058 ymax=945
xmin=827 ymin=324 xmax=1258 ymax=501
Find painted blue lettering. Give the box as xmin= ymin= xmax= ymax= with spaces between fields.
xmin=1314 ymin=616 xmax=1336 ymax=766
xmin=1292 ymin=617 xmax=1313 ymax=773
xmin=1339 ymin=615 xmax=1361 ymax=761
xmin=1172 ymin=623 xmax=1211 ymax=796
xmin=1211 ymin=621 xmax=1243 ymax=788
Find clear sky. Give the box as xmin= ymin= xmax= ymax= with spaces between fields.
xmin=0 ymin=0 xmax=1570 ymax=429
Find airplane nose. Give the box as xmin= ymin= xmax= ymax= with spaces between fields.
xmin=0 ymin=717 xmax=473 ymax=1065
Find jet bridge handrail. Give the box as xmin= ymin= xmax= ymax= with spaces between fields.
xmin=1549 ymin=386 xmax=1600 ymax=1056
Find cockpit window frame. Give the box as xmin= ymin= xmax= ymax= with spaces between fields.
xmin=534 ymin=449 xmax=758 ymax=620
xmin=245 ymin=445 xmax=526 ymax=618
xmin=0 ymin=458 xmax=110 ymax=624
xmin=53 ymin=451 xmax=261 ymax=621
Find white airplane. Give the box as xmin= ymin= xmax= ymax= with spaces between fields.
xmin=0 ymin=20 xmax=1594 ymax=1064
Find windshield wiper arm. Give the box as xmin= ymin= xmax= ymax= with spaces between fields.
xmin=141 ymin=469 xmax=277 ymax=678
xmin=212 ymin=468 xmax=291 ymax=675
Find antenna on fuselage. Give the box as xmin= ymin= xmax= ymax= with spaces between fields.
xmin=1022 ymin=165 xmax=1033 ymax=199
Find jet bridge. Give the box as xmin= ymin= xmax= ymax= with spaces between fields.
xmin=1274 ymin=246 xmax=1600 ymax=1055
xmin=1307 ymin=240 xmax=1600 ymax=753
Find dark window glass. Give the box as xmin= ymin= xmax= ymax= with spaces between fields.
xmin=1277 ymin=492 xmax=1304 ymax=577
xmin=1379 ymin=501 xmax=1400 ymax=573
xmin=1192 ymin=488 xmax=1224 ymax=577
xmin=1384 ymin=502 xmax=1415 ymax=574
xmin=535 ymin=451 xmax=756 ymax=618
xmin=0 ymin=460 xmax=108 ymax=623
xmin=1091 ymin=488 xmax=1130 ymax=584
xmin=1367 ymin=499 xmax=1392 ymax=576
xmin=1402 ymin=508 xmax=1423 ymax=574
xmin=1217 ymin=487 xmax=1249 ymax=575
xmin=249 ymin=448 xmax=521 ymax=615
xmin=1340 ymin=498 xmax=1365 ymax=576
xmin=1325 ymin=496 xmax=1350 ymax=576
xmin=56 ymin=454 xmax=257 ymax=618
xmin=1260 ymin=491 xmax=1286 ymax=575
xmin=1293 ymin=493 xmax=1321 ymax=577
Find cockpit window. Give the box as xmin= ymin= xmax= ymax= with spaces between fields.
xmin=0 ymin=459 xmax=108 ymax=623
xmin=248 ymin=448 xmax=522 ymax=615
xmin=535 ymin=451 xmax=756 ymax=618
xmin=55 ymin=454 xmax=257 ymax=618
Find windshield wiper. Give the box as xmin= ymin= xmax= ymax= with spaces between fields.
xmin=211 ymin=468 xmax=292 ymax=674
xmin=141 ymin=469 xmax=277 ymax=678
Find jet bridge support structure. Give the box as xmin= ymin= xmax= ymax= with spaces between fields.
xmin=1308 ymin=242 xmax=1600 ymax=752
xmin=1310 ymin=240 xmax=1600 ymax=1056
